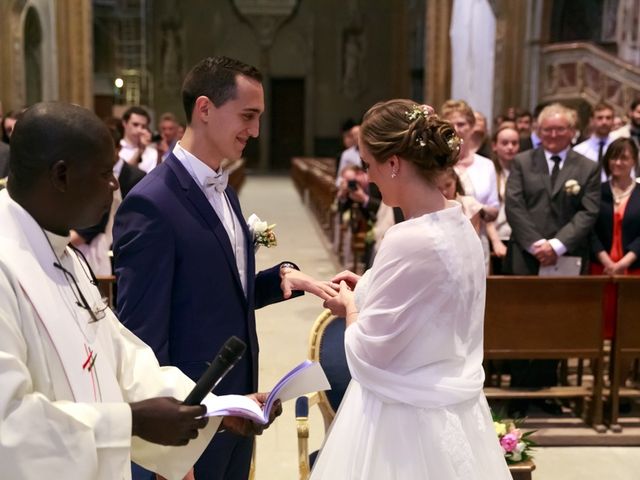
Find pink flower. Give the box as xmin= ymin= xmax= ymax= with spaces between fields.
xmin=500 ymin=433 xmax=519 ymax=453
xmin=509 ymin=428 xmax=523 ymax=439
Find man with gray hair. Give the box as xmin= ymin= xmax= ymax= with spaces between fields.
xmin=504 ymin=103 xmax=601 ymax=412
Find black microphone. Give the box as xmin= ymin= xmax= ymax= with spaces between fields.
xmin=183 ymin=336 xmax=247 ymax=406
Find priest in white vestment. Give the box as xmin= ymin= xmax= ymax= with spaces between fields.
xmin=0 ymin=102 xmax=267 ymax=480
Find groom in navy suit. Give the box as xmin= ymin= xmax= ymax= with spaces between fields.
xmin=113 ymin=57 xmax=333 ymax=479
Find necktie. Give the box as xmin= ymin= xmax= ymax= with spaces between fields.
xmin=204 ymin=170 xmax=229 ymax=194
xmin=550 ymin=155 xmax=561 ymax=188
xmin=597 ymin=140 xmax=606 ymax=164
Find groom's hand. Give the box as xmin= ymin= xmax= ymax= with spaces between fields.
xmin=220 ymin=392 xmax=283 ymax=436
xmin=280 ymin=267 xmax=338 ymax=301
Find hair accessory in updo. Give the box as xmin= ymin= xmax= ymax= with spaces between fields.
xmin=405 ymin=104 xmax=435 ymax=122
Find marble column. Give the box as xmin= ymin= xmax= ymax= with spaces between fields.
xmin=56 ymin=0 xmax=93 ymax=108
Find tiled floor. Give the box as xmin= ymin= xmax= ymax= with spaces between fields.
xmin=240 ymin=174 xmax=640 ymax=479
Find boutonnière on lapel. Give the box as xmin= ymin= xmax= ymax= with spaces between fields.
xmin=247 ymin=213 xmax=277 ymax=252
xmin=563 ymin=179 xmax=581 ymax=196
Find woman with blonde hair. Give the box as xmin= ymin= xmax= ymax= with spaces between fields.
xmin=441 ymin=100 xmax=499 ymax=269
xmin=486 ymin=124 xmax=520 ymax=273
xmin=312 ymin=100 xmax=511 ymax=479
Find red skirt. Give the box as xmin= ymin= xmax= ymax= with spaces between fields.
xmin=589 ymin=263 xmax=640 ymax=339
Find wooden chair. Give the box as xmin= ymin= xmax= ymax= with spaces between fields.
xmin=483 ymin=276 xmax=608 ymax=432
xmin=607 ymin=276 xmax=640 ymax=431
xmin=295 ymin=310 xmax=351 ymax=480
xmin=295 ymin=309 xmax=536 ymax=478
xmin=96 ymin=275 xmax=116 ymax=308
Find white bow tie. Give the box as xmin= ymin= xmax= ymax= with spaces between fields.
xmin=204 ymin=170 xmax=229 ymax=193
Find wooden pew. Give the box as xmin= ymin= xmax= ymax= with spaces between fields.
xmin=607 ymin=276 xmax=640 ymax=431
xmin=222 ymin=158 xmax=246 ymax=193
xmin=484 ymin=276 xmax=607 ymax=431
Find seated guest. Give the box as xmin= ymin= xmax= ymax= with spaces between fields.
xmin=590 ymin=137 xmax=640 ymax=339
xmin=486 ymin=125 xmax=520 ymax=273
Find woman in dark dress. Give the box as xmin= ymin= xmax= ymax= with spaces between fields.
xmin=590 ymin=137 xmax=640 ymax=339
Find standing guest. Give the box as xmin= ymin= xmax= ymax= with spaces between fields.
xmin=486 ymin=125 xmax=520 ymax=272
xmin=0 ymin=102 xmax=224 ymax=480
xmin=574 ymin=102 xmax=616 ymax=181
xmin=120 ymin=106 xmax=160 ymax=173
xmin=0 ymin=102 xmax=7 ymax=177
xmin=113 ymin=56 xmax=335 ymax=480
xmin=2 ymin=110 xmax=18 ymax=144
xmin=441 ymin=99 xmax=499 ymax=268
xmin=505 ymin=103 xmax=600 ymax=413
xmin=590 ymin=138 xmax=640 ymax=339
xmin=311 ymin=100 xmax=511 ymax=479
xmin=71 ymin=126 xmax=146 ymax=275
xmin=611 ymin=98 xmax=640 ymax=149
xmin=519 ymin=103 xmax=547 ymax=152
xmin=469 ymin=110 xmax=492 ymax=159
xmin=0 ymin=141 xmax=8 ymax=178
xmin=158 ymin=112 xmax=181 ymax=162
xmin=515 ymin=109 xmax=533 ymax=138
xmin=505 ymin=103 xmax=600 ymax=276
xmin=613 ymin=115 xmax=625 ymax=131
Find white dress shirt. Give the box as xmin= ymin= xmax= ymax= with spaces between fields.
xmin=119 ymin=139 xmax=159 ymax=173
xmin=529 ymin=147 xmax=570 ymax=256
xmin=573 ymin=134 xmax=611 ymax=182
xmin=173 ymin=143 xmax=248 ymax=294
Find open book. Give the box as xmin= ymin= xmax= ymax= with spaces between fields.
xmin=202 ymin=360 xmax=330 ymax=424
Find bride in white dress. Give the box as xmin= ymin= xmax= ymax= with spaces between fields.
xmin=312 ymin=100 xmax=511 ymax=479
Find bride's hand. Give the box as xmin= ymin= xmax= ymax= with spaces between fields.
xmin=323 ymin=281 xmax=355 ymax=317
xmin=330 ymin=270 xmax=361 ymax=290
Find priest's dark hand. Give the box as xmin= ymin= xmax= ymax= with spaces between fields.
xmin=130 ymin=397 xmax=209 ymax=446
xmin=219 ymin=392 xmax=283 ymax=436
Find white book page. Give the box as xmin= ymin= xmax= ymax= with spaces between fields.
xmin=538 ymin=255 xmax=581 ymax=276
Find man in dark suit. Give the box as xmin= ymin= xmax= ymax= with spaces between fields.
xmin=113 ymin=56 xmax=333 ymax=480
xmin=504 ymin=103 xmax=600 ymax=410
xmin=506 ymin=103 xmax=601 ymax=276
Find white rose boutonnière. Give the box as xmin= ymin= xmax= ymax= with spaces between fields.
xmin=564 ymin=179 xmax=581 ymax=196
xmin=247 ymin=213 xmax=277 ymax=252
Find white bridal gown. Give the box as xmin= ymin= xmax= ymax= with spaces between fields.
xmin=310 ymin=201 xmax=511 ymax=480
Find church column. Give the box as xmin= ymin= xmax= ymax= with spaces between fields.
xmin=56 ymin=0 xmax=93 ymax=108
xmin=424 ymin=0 xmax=452 ymax=109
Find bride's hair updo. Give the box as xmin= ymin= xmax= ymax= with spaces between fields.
xmin=359 ymin=99 xmax=461 ymax=183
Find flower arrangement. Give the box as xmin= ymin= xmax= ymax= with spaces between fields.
xmin=247 ymin=214 xmax=277 ymax=252
xmin=564 ymin=179 xmax=581 ymax=196
xmin=492 ymin=412 xmax=536 ymax=464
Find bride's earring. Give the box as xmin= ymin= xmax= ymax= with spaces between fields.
xmin=391 ymin=168 xmax=398 ymax=179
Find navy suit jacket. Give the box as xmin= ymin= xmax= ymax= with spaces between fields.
xmin=113 ymin=153 xmax=297 ymax=396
